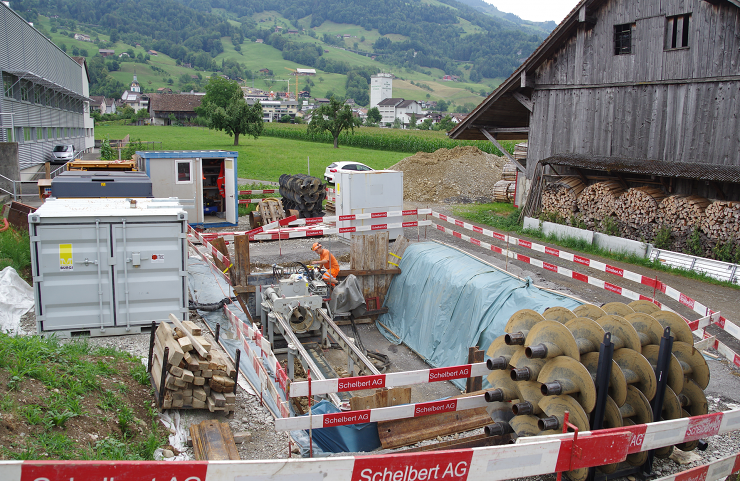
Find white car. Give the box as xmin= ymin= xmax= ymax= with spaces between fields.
xmin=324 ymin=162 xmax=374 ymax=183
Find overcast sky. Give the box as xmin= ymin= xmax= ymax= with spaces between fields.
xmin=483 ymin=0 xmax=579 ymax=23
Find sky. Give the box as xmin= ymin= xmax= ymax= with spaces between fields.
xmin=483 ymin=0 xmax=580 ymax=23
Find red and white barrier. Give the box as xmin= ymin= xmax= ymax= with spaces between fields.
xmin=430 ymin=213 xmax=740 ymax=368
xmin=289 ymin=363 xmax=488 ymax=397
xmin=652 ymin=452 xmax=740 ymax=481
xmin=2 ymin=409 xmax=737 ymax=481
xmin=276 ymin=394 xmax=488 ymax=431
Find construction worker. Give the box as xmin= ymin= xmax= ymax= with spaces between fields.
xmin=311 ymin=242 xmax=340 ymax=283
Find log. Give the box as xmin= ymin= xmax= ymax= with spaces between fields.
xmin=576 ymin=180 xmax=625 ymax=220
xmin=541 ymin=176 xmax=586 ymax=219
xmin=614 ymin=186 xmax=667 ymax=228
xmin=702 ymin=201 xmax=740 ymax=241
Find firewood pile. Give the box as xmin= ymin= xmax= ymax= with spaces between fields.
xmin=702 ymin=201 xmax=740 ymax=241
xmin=576 ymin=181 xmax=625 ymax=220
xmin=541 ymin=177 xmax=585 ymax=219
xmin=658 ymin=195 xmax=710 ymax=232
xmin=614 ymin=186 xmax=667 ymax=228
xmin=151 ymin=317 xmax=236 ymax=413
xmin=493 ymin=180 xmax=515 ymax=203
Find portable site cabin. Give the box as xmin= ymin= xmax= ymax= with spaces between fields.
xmin=136 ymin=151 xmax=239 ymax=227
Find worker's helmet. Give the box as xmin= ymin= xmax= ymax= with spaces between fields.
xmin=312 ymin=242 xmax=321 ymax=251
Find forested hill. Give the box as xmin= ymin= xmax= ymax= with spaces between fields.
xmin=15 ymin=0 xmax=549 ymax=82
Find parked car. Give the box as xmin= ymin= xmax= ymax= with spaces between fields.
xmin=50 ymin=144 xmax=75 ymax=164
xmin=324 ymin=162 xmax=374 ymax=183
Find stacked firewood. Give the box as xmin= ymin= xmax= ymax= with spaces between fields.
xmin=576 ymin=181 xmax=625 ymax=220
xmin=151 ymin=317 xmax=236 ymax=413
xmin=702 ymin=201 xmax=740 ymax=241
xmin=493 ymin=180 xmax=515 ymax=203
xmin=541 ymin=177 xmax=586 ymax=219
xmin=658 ymin=195 xmax=710 ymax=231
xmin=614 ymin=186 xmax=667 ymax=228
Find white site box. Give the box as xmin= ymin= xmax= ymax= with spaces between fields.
xmin=336 ymin=170 xmax=404 ymax=241
xmin=28 ymin=198 xmax=189 ymax=337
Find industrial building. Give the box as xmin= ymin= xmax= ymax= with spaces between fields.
xmin=0 ymin=2 xmax=94 ymax=179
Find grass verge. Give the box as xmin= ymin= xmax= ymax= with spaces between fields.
xmin=452 ymin=203 xmax=740 ymax=291
xmin=0 ymin=333 xmax=167 ymax=460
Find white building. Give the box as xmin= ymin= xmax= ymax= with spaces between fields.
xmin=0 ymin=2 xmax=93 ymax=179
xmin=370 ymin=73 xmax=393 ymax=108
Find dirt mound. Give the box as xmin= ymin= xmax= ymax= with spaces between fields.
xmin=389 ymin=146 xmax=507 ymax=203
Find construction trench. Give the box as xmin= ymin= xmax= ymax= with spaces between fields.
xmin=11 ymin=171 xmax=740 ymax=481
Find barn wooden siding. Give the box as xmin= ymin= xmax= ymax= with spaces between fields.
xmin=527 ymin=0 xmax=740 ymax=179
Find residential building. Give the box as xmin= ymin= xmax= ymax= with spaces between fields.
xmin=449 ymin=0 xmax=740 ymax=204
xmin=247 ymin=99 xmax=299 ymax=122
xmin=0 ymin=2 xmax=93 ymax=178
xmin=370 ymin=73 xmax=393 ymax=108
xmin=148 ymin=94 xmax=202 ymax=125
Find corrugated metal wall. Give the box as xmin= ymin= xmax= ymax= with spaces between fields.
xmin=0 ymin=3 xmax=88 ymax=171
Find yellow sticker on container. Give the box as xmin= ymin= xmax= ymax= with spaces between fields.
xmin=59 ymin=244 xmax=73 ymax=271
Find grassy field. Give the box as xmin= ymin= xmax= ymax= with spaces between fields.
xmin=95 ymin=124 xmax=408 ymax=181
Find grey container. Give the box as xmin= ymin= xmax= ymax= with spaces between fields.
xmin=51 ymin=171 xmax=153 ymax=198
xmin=29 ymin=198 xmax=188 ymax=337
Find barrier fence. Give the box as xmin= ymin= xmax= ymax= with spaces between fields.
xmin=2 ymin=409 xmax=737 ymax=481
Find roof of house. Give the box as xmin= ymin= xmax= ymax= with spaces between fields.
xmin=148 ymin=94 xmax=202 ymax=112
xmin=377 ymin=98 xmax=404 ymax=107
xmin=449 ymin=0 xmax=740 ymax=141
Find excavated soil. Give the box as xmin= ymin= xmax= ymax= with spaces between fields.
xmin=389 ymin=146 xmax=507 ymax=203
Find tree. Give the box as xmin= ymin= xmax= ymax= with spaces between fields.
xmin=366 ymin=107 xmax=381 ymax=124
xmin=199 ymin=77 xmax=263 ymax=146
xmin=308 ymin=96 xmax=360 ymax=148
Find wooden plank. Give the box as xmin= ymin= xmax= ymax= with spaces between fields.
xmin=170 ymin=313 xmax=210 ymax=359
xmin=349 ymin=387 xmax=412 ymax=411
xmin=190 ymin=420 xmax=240 ymax=460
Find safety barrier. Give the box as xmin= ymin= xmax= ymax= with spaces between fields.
xmin=429 ymin=212 xmax=740 ymax=368
xmin=2 ymin=409 xmax=737 ymax=481
xmin=289 ymin=363 xmax=489 ymax=397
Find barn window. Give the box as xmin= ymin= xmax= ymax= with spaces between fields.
xmin=614 ymin=23 xmax=634 ymax=55
xmin=665 ymin=14 xmax=690 ymax=49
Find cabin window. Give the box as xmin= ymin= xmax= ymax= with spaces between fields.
xmin=665 ymin=14 xmax=690 ymax=49
xmin=614 ymin=23 xmax=634 ymax=55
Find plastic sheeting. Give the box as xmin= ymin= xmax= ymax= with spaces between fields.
xmin=377 ymin=243 xmax=582 ymax=389
xmin=0 ymin=267 xmax=35 ymax=334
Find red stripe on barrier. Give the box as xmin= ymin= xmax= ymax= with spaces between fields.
xmin=351 ymin=450 xmax=474 ymax=481
xmin=324 ymin=410 xmax=371 ymax=427
xmin=684 ymin=413 xmax=723 ymax=442
xmin=414 ymin=399 xmax=458 ymax=417
xmin=572 ymin=272 xmax=589 ymax=282
xmin=20 ymin=461 xmax=209 ymax=481
xmin=338 ymin=374 xmax=386 ymax=391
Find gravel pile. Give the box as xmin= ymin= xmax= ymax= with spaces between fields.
xmin=389 ymin=146 xmax=507 ymax=203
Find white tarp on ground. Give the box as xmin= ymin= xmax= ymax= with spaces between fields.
xmin=0 ymin=267 xmax=34 ymax=334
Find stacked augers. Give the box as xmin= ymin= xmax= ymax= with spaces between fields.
xmin=484 ymin=300 xmax=710 ymax=481
xmin=278 ymin=174 xmax=326 ymax=219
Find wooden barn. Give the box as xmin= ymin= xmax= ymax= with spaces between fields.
xmin=449 ymin=0 xmax=740 ymax=210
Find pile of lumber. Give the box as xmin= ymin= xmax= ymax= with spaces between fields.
xmin=541 ymin=177 xmax=585 ymax=219
xmin=702 ymin=201 xmax=740 ymax=241
xmin=493 ymin=180 xmax=515 ymax=203
xmin=576 ymin=180 xmax=625 ymax=220
xmin=614 ymin=186 xmax=667 ymax=228
xmin=152 ymin=316 xmax=236 ymax=413
xmin=501 ymin=163 xmax=517 ymax=181
xmin=658 ymin=195 xmax=710 ymax=231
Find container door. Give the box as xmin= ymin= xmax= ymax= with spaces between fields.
xmin=224 ymin=158 xmax=236 ymax=224
xmin=112 ymin=222 xmax=186 ymax=326
xmin=33 ymin=224 xmax=114 ymax=331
